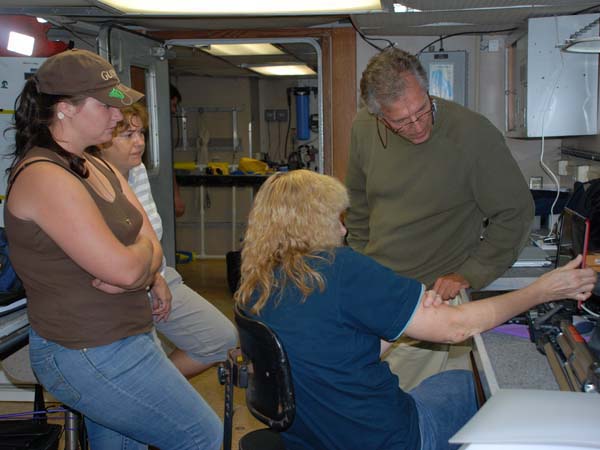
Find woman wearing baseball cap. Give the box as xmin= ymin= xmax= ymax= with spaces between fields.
xmin=4 ymin=49 xmax=222 ymax=449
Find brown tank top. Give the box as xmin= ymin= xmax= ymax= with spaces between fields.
xmin=4 ymin=147 xmax=152 ymax=349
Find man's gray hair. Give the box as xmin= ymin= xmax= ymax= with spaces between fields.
xmin=360 ymin=47 xmax=428 ymax=116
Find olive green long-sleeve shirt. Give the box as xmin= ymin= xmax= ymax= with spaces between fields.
xmin=345 ymin=98 xmax=534 ymax=289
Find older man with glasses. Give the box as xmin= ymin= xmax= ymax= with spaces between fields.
xmin=345 ymin=47 xmax=534 ymax=391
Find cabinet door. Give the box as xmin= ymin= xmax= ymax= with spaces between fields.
xmin=506 ymin=15 xmax=599 ymax=138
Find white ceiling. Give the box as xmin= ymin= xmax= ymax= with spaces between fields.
xmin=2 ymin=0 xmax=600 ymax=77
xmin=2 ymin=0 xmax=599 ymax=35
xmin=355 ymin=0 xmax=600 ymax=35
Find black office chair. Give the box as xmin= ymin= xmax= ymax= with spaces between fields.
xmin=218 ymin=304 xmax=295 ymax=450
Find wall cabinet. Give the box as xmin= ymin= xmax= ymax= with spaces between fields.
xmin=506 ymin=14 xmax=599 ymax=138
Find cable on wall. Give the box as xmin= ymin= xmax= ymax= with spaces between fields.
xmin=349 ymin=16 xmax=394 ymax=52
xmin=538 ymin=16 xmax=566 ymax=238
xmin=416 ymin=28 xmax=517 ymax=55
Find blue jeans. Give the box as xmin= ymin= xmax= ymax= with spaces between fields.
xmin=409 ymin=370 xmax=477 ymax=450
xmin=29 ymin=328 xmax=222 ymax=450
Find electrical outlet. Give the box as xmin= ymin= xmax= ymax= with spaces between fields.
xmin=276 ymin=109 xmax=288 ymax=122
xmin=558 ymin=160 xmax=569 ymax=176
xmin=264 ymin=109 xmax=275 ymax=122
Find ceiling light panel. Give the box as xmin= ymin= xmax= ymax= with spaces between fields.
xmin=97 ymin=0 xmax=382 ymax=15
xmin=198 ymin=43 xmax=284 ymax=56
xmin=7 ymin=31 xmax=35 ymax=56
xmin=246 ymin=64 xmax=316 ymax=76
xmin=393 ymin=3 xmax=421 ymax=13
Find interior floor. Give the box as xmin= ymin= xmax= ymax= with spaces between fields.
xmin=0 ymin=258 xmax=262 ymax=448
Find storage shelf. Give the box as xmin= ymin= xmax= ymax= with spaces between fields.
xmin=561 ymin=146 xmax=600 ymax=162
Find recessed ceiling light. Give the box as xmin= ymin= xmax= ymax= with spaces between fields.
xmin=197 ymin=44 xmax=284 ymax=56
xmin=97 ymin=0 xmax=382 ymax=15
xmin=7 ymin=31 xmax=35 ymax=56
xmin=393 ymin=3 xmax=421 ymax=13
xmin=244 ymin=64 xmax=316 ymax=76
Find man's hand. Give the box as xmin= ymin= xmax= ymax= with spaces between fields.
xmin=150 ymin=274 xmax=172 ymax=322
xmin=432 ymin=273 xmax=470 ymax=301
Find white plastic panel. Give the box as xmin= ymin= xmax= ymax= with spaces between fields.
xmin=522 ymin=14 xmax=599 ymax=137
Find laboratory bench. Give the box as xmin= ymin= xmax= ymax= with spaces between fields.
xmin=471 ymin=263 xmax=570 ymax=397
xmin=0 ymin=310 xmax=28 ymax=361
xmin=0 ymin=291 xmax=31 ymax=402
xmin=458 ymin=260 xmax=600 ymax=449
xmin=0 ymin=291 xmax=28 ymax=361
xmin=175 ymin=172 xmax=269 ymax=188
xmin=175 ymin=172 xmax=270 ymax=258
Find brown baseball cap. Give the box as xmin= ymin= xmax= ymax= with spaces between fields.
xmin=35 ymin=49 xmax=144 ymax=107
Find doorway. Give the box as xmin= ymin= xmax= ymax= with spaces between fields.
xmin=165 ymin=38 xmax=323 ymax=258
xmin=166 ymin=38 xmax=323 ymax=172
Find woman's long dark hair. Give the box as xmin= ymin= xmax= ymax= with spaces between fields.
xmin=4 ymin=77 xmax=88 ymax=178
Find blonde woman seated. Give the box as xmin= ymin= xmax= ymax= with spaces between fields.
xmin=235 ymin=169 xmax=596 ymax=450
xmin=95 ymin=103 xmax=237 ymax=378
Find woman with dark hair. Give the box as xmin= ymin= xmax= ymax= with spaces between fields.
xmin=4 ymin=49 xmax=221 ymax=450
xmin=236 ymin=169 xmax=596 ymax=450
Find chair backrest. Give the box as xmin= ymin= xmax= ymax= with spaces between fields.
xmin=234 ymin=304 xmax=295 ymax=431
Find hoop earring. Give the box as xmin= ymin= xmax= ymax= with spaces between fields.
xmin=57 ymin=112 xmax=65 ymax=120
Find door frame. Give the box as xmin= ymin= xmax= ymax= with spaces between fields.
xmin=151 ymin=27 xmax=356 ymax=180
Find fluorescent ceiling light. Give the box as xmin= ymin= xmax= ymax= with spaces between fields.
xmin=393 ymin=3 xmax=420 ymax=13
xmin=7 ymin=31 xmax=35 ymax=56
xmin=97 ymin=0 xmax=382 ymax=15
xmin=245 ymin=64 xmax=316 ymax=76
xmin=198 ymin=43 xmax=284 ymax=56
xmin=561 ymin=37 xmax=600 ymax=54
xmin=36 ymin=17 xmax=48 ymax=23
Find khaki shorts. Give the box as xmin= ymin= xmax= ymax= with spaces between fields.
xmin=383 ymin=290 xmax=473 ymax=391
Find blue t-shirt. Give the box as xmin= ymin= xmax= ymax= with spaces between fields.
xmin=246 ymin=247 xmax=424 ymax=450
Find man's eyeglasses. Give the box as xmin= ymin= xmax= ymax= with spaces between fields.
xmin=376 ymin=96 xmax=436 ymax=149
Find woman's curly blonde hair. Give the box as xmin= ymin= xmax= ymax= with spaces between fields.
xmin=235 ymin=170 xmax=349 ymax=314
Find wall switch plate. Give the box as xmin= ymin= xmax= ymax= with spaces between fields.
xmin=264 ymin=109 xmax=275 ymax=122
xmin=276 ymin=109 xmax=288 ymax=122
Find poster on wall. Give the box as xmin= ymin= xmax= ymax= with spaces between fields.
xmin=418 ymin=51 xmax=467 ymax=106
xmin=0 ymin=57 xmax=44 ymax=109
xmin=0 ymin=57 xmax=45 ymax=226
xmin=429 ymin=63 xmax=455 ymax=101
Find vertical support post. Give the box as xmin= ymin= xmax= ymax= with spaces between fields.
xmin=200 ymin=185 xmax=206 ymax=258
xmin=232 ymin=186 xmax=237 ymax=251
xmin=222 ymin=360 xmax=234 ymax=450
xmin=232 ymin=109 xmax=240 ymax=155
xmin=32 ymin=384 xmax=47 ymax=424
xmin=248 ymin=121 xmax=253 ymax=158
xmin=64 ymin=409 xmax=80 ymax=450
xmin=181 ymin=107 xmax=188 ymax=151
